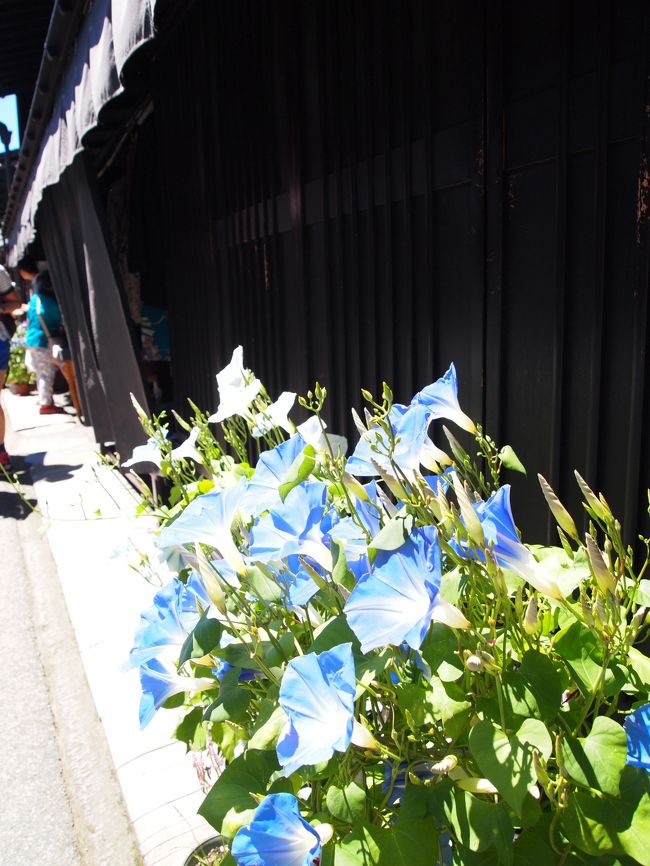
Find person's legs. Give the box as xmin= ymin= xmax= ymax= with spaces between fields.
xmin=30 ymin=346 xmax=56 ymax=407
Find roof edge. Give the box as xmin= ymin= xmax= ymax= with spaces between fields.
xmin=2 ymin=0 xmax=87 ymax=240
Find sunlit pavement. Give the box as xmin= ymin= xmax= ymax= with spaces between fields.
xmin=1 ymin=389 xmax=213 ymax=866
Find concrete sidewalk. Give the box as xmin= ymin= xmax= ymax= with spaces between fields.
xmin=2 ymin=390 xmax=215 ymax=866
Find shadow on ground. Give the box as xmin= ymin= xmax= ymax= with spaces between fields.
xmin=0 ymin=461 xmax=38 ymax=519
xmin=25 ymin=452 xmax=83 ymax=483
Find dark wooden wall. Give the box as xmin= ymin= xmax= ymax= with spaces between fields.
xmin=140 ymin=0 xmax=650 ymax=542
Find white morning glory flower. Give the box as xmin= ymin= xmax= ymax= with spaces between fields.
xmin=297 ymin=415 xmax=348 ymax=457
xmin=170 ymin=426 xmax=203 ymax=464
xmin=122 ymin=435 xmax=165 ymax=469
xmin=251 ymin=391 xmax=297 ymax=437
xmin=208 ymin=346 xmax=262 ymax=423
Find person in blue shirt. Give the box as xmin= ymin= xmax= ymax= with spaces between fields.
xmin=25 ymin=272 xmax=64 ymax=415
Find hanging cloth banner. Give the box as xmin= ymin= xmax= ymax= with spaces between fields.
xmin=5 ymin=0 xmax=156 ymax=264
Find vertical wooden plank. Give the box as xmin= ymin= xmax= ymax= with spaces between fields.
xmin=623 ymin=2 xmax=650 ymax=538
xmin=547 ymin=5 xmax=570 ymax=537
xmin=584 ymin=0 xmax=611 ymax=490
xmin=484 ymin=0 xmax=504 ymax=439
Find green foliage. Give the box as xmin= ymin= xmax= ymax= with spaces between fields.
xmin=6 ymin=329 xmax=35 ymax=385
xmin=127 ymin=357 xmax=650 ymax=865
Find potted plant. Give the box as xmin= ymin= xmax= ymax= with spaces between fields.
xmin=6 ymin=324 xmax=35 ymax=395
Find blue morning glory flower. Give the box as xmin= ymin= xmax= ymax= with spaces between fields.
xmin=473 ymin=486 xmax=562 ymax=598
xmin=231 ymin=793 xmax=321 ymax=866
xmin=277 ymin=643 xmax=357 ymax=775
xmin=211 ymin=658 xmax=259 ymax=684
xmin=242 ymin=432 xmax=309 ymax=517
xmin=138 ymin=659 xmax=214 ymax=728
xmin=324 ymin=514 xmax=371 ymax=579
xmin=277 ymin=555 xmax=322 ymax=608
xmin=411 ymin=363 xmax=475 ymax=432
xmin=129 ymin=578 xmax=201 ymax=668
xmin=625 ymin=703 xmax=650 ymax=770
xmin=157 ymin=478 xmax=248 ymax=574
xmin=346 ymin=402 xmax=433 ymax=477
xmin=249 ymin=481 xmax=331 ymax=570
xmin=344 ymin=526 xmax=444 ymax=652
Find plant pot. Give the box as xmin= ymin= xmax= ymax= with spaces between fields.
xmin=8 ymin=382 xmax=33 ymax=396
xmin=183 ymin=836 xmax=227 ymax=866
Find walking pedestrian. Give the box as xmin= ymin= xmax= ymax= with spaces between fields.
xmin=25 ymin=272 xmax=65 ymax=415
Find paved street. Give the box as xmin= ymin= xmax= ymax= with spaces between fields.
xmin=0 ymin=388 xmax=213 ymax=866
xmin=0 ymin=461 xmax=82 ymax=865
xmin=0 ymin=394 xmax=142 ymax=866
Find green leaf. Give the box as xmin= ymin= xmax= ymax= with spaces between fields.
xmin=452 ymin=846 xmax=501 ymax=866
xmin=203 ymin=670 xmax=252 ymax=724
xmin=628 ymin=647 xmax=650 ymax=691
xmin=553 ymin=621 xmax=606 ymax=696
xmin=326 ymin=781 xmax=367 ymax=824
xmin=209 ymin=720 xmax=247 ymax=762
xmin=632 ymin=579 xmax=650 ymax=607
xmin=244 ymin=564 xmax=283 ymax=601
xmin=331 ymin=538 xmax=353 ymax=587
xmin=179 ymin=611 xmax=222 ymax=665
xmin=499 ymin=445 xmax=526 ymax=475
xmin=278 ymin=445 xmax=316 ymax=501
xmin=519 ymin=650 xmax=563 ymax=721
xmin=198 ymin=749 xmax=279 ymax=832
xmin=421 ymin=623 xmax=465 ymax=682
xmin=174 ymin=706 xmax=207 ymax=751
xmin=369 ymin=511 xmax=415 ymax=553
xmin=469 ymin=718 xmax=551 ymax=818
xmin=396 ymin=678 xmax=470 ymax=737
xmin=248 ymin=706 xmax=287 ymax=750
xmin=531 ymin=546 xmax=590 ymax=596
xmin=561 ymin=717 xmax=628 ymax=797
xmin=562 ymin=766 xmax=650 ymax=864
xmin=334 ymin=818 xmax=438 ymax=865
xmin=442 ymin=785 xmax=514 ymax=859
xmin=492 ymin=651 xmax=563 ymax=726
xmin=335 ymin=825 xmax=382 ymax=866
xmin=310 ymin=614 xmax=360 ymax=654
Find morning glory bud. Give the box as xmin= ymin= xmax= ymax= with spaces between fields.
xmin=465 ymin=654 xmax=484 ymax=672
xmin=523 ymin=595 xmax=538 ymax=636
xmin=575 ymin=471 xmax=609 ymax=521
xmin=537 ymin=474 xmax=579 ymax=541
xmin=451 ymin=472 xmax=485 ymax=547
xmin=585 ymin=534 xmax=616 ymax=595
xmin=431 ymin=755 xmax=458 ymax=775
xmin=456 ymin=777 xmax=498 ymax=795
